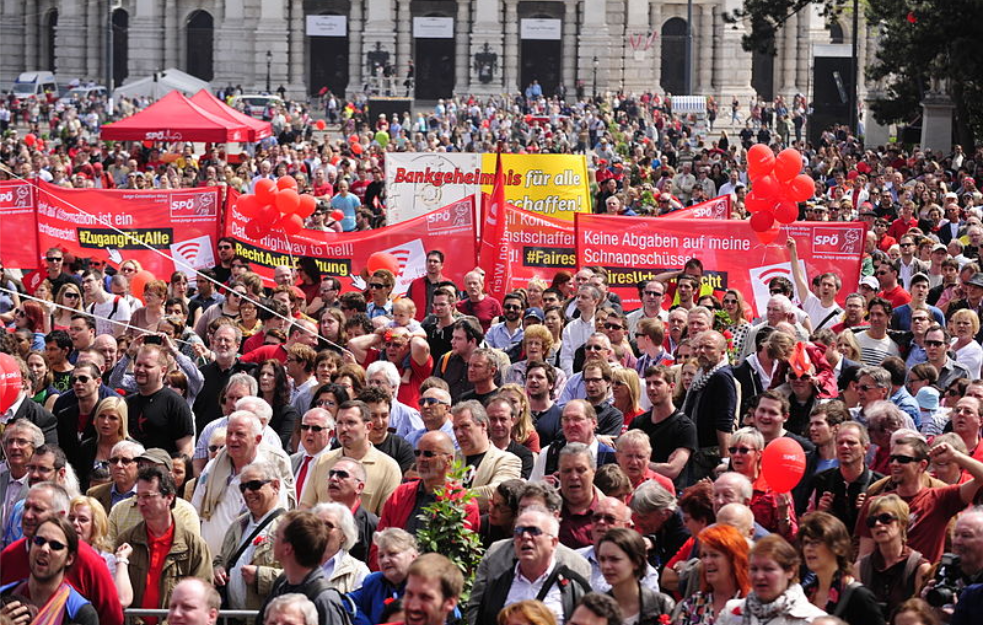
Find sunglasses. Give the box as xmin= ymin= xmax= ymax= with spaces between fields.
xmin=63 ymin=292 xmax=80 ymax=299
xmin=32 ymin=535 xmax=67 ymax=551
xmin=238 ymin=479 xmax=271 ymax=493
xmin=585 ymin=345 xmax=606 ymax=351
xmin=604 ymin=323 xmax=624 ymax=331
xmin=414 ymin=449 xmax=446 ymax=458
xmin=217 ymin=245 xmax=233 ymax=250
xmin=769 ymin=289 xmax=784 ymax=295
xmin=643 ymin=290 xmax=664 ymax=297
xmin=865 ymin=513 xmax=898 ymax=528
xmin=208 ymin=445 xmax=224 ymax=453
xmin=889 ymin=454 xmax=923 ymax=464
xmin=109 ymin=456 xmax=136 ymax=465
xmin=301 ymin=423 xmax=328 ymax=432
xmin=923 ymin=340 xmax=946 ymax=347
xmin=45 ymin=257 xmax=63 ymax=262
xmin=513 ymin=525 xmax=550 ymax=538
xmin=418 ymin=397 xmax=448 ymax=407
xmin=503 ymin=304 xmax=522 ymax=311
xmin=328 ymin=469 xmax=352 ymax=479
xmin=722 ymin=299 xmax=738 ymax=304
xmin=947 ymin=388 xmax=963 ymax=397
xmin=71 ymin=375 xmax=93 ymax=384
xmin=368 ymin=283 xmax=386 ymax=289
xmin=728 ymin=446 xmax=755 ymax=455
xmin=788 ymin=372 xmax=812 ymax=381
xmin=591 ymin=513 xmax=620 ymax=524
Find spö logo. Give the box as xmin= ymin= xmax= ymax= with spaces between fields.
xmin=170 ymin=192 xmax=217 ymax=218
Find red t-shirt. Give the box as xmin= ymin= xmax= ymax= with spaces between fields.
xmin=878 ymin=285 xmax=912 ymax=309
xmin=857 ymin=484 xmax=965 ymax=562
xmin=455 ymin=296 xmax=503 ymax=332
xmin=241 ymin=343 xmax=288 ymax=364
xmin=360 ymin=348 xmax=434 ymax=408
xmin=142 ymin=522 xmax=176 ymax=624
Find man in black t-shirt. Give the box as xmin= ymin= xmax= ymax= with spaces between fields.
xmin=125 ymin=344 xmax=194 ymax=456
xmin=628 ymin=365 xmax=697 ymax=489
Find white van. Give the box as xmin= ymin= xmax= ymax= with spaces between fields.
xmin=12 ymin=72 xmax=59 ymax=99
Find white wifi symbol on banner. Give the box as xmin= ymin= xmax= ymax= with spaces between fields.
xmin=388 ymin=249 xmax=411 ymax=273
xmin=174 ymin=240 xmax=202 ymax=266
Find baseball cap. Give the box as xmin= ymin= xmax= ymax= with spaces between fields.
xmin=138 ymin=448 xmax=174 ymax=471
xmin=523 ymin=307 xmax=545 ymax=322
xmin=932 ymin=243 xmax=948 ymax=253
xmin=916 ymin=387 xmax=940 ymax=413
xmin=859 ymin=276 xmax=879 ymax=290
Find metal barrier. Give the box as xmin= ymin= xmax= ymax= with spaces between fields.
xmin=125 ymin=608 xmax=259 ymax=625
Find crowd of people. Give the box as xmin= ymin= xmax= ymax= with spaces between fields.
xmin=2 ymin=86 xmax=983 ymax=625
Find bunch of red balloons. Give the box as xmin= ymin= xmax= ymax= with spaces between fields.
xmin=0 ymin=353 xmax=23 ymax=414
xmin=234 ymin=177 xmax=330 ymax=240
xmin=745 ymin=145 xmax=816 ymax=244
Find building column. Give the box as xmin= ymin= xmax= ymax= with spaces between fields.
xmin=129 ymin=0 xmax=163 ymax=78
xmin=714 ymin=0 xmax=753 ymax=101
xmin=650 ymin=2 xmax=662 ymax=90
xmin=503 ymin=0 xmax=519 ymax=93
xmin=795 ymin=6 xmax=810 ymax=97
xmin=697 ymin=3 xmax=713 ymax=94
xmin=396 ymin=0 xmax=411 ymax=83
xmin=781 ymin=12 xmax=797 ymax=96
xmin=56 ymin=0 xmax=87 ymax=77
xmin=254 ymin=0 xmax=289 ymax=93
xmin=562 ymin=0 xmax=578 ymax=95
xmin=0 ymin=0 xmax=26 ymax=77
xmin=288 ymin=2 xmax=305 ymax=95
xmin=214 ymin=0 xmax=247 ymax=88
xmin=348 ymin=0 xmax=364 ymax=96
xmin=579 ymin=0 xmax=609 ymax=95
xmin=454 ymin=0 xmax=470 ymax=95
xmin=163 ymin=0 xmax=178 ymax=70
xmin=85 ymin=1 xmax=100 ymax=82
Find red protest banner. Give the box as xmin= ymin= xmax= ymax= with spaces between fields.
xmin=0 ymin=180 xmax=41 ymax=269
xmin=479 ymin=151 xmax=511 ymax=301
xmin=657 ymin=194 xmax=732 ymax=220
xmin=223 ymin=195 xmax=478 ymax=296
xmin=575 ymin=215 xmax=864 ymax=314
xmin=502 ymin=202 xmax=576 ymax=291
xmin=35 ymin=181 xmax=222 ymax=279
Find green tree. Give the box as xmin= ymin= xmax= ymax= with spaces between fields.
xmin=730 ymin=0 xmax=983 ymax=148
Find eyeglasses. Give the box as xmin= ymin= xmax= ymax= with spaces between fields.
xmin=109 ymin=456 xmax=135 ymax=465
xmin=591 ymin=513 xmax=621 ymax=524
xmin=857 ymin=384 xmax=882 ymax=392
xmin=875 ymin=271 xmax=889 ymax=277
xmin=585 ymin=345 xmax=605 ymax=351
xmin=32 ymin=535 xmax=67 ymax=551
xmin=208 ymin=445 xmax=225 ymax=453
xmin=369 ymin=283 xmax=386 ymax=289
xmin=315 ymin=399 xmax=336 ymax=408
xmin=135 ymin=492 xmax=162 ymax=501
xmin=769 ymin=289 xmax=784 ymax=295
xmin=947 ymin=388 xmax=963 ymax=397
xmin=419 ymin=397 xmax=449 ymax=407
xmin=722 ymin=299 xmax=738 ymax=305
xmin=217 ymin=245 xmax=233 ymax=250
xmin=414 ymin=449 xmax=447 ymax=458
xmin=63 ymin=292 xmax=80 ymax=299
xmin=865 ymin=513 xmax=898 ymax=528
xmin=503 ymin=304 xmax=522 ymax=311
xmin=328 ymin=469 xmax=352 ymax=479
xmin=513 ymin=525 xmax=551 ymax=538
xmin=643 ymin=290 xmax=664 ymax=297
xmin=45 ymin=257 xmax=63 ymax=263
xmin=728 ymin=446 xmax=755 ymax=455
xmin=604 ymin=323 xmax=624 ymax=331
xmin=924 ymin=340 xmax=946 ymax=347
xmin=301 ymin=423 xmax=328 ymax=433
xmin=71 ymin=375 xmax=93 ymax=384
xmin=239 ymin=479 xmax=272 ymax=493
xmin=888 ymin=454 xmax=923 ymax=465
xmin=584 ymin=377 xmax=605 ymax=384
xmin=788 ymin=372 xmax=812 ymax=381
xmin=634 ymin=333 xmax=647 ymax=339
xmin=228 ymin=292 xmax=242 ymax=299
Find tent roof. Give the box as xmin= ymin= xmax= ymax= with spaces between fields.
xmin=189 ymin=90 xmax=272 ymax=142
xmin=100 ymin=90 xmax=252 ymax=143
xmin=112 ymin=68 xmax=211 ymax=100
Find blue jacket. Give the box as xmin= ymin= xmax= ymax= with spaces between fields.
xmin=953 ymin=583 xmax=983 ymax=625
xmin=348 ymin=572 xmax=402 ymax=625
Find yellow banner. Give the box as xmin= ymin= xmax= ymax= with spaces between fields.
xmin=479 ymin=154 xmax=590 ymax=222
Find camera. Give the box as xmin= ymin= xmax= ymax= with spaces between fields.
xmin=144 ymin=335 xmax=162 ymax=345
xmin=926 ymin=553 xmax=962 ymax=607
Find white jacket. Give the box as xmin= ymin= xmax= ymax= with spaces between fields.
xmin=716 ymin=585 xmax=827 ymax=625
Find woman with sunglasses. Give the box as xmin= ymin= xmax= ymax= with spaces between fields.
xmin=365 ymin=269 xmax=395 ymax=319
xmin=52 ymin=283 xmax=83 ymax=331
xmin=941 ymin=377 xmax=970 ymax=408
xmin=77 ymin=396 xmax=134 ymax=490
xmin=720 ymin=289 xmax=752 ymax=356
xmin=727 ymin=426 xmax=797 ymax=539
xmin=13 ymin=301 xmax=47 ymax=350
xmin=798 ymin=512 xmax=885 ymax=625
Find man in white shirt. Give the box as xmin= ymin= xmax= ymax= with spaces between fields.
xmin=575 ymin=497 xmax=660 ymax=592
xmin=786 ymin=237 xmax=842 ymax=331
xmin=290 ymin=408 xmax=335 ymax=501
xmin=626 ymin=280 xmax=669 ymax=336
xmin=81 ymin=270 xmax=130 ymax=337
xmin=560 ymin=285 xmax=602 ymax=376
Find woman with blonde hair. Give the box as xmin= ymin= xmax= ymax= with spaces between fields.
xmin=506 ymin=324 xmax=567 ymax=394
xmin=949 ymin=308 xmax=982 ymax=378
xmin=69 ymin=495 xmax=134 ymax=607
xmin=78 ymin=396 xmax=132 ymax=489
xmin=526 ymin=278 xmax=549 ymax=310
xmin=497 ymin=600 xmax=558 ymax=625
xmin=612 ymin=368 xmax=643 ymax=431
xmin=673 ymin=357 xmax=701 ymax=406
xmin=52 ymin=282 xmax=84 ymax=330
xmin=722 ymin=289 xmax=753 ymax=355
xmin=496 ymin=383 xmax=540 ymax=452
xmin=835 ymin=331 xmax=862 ymax=363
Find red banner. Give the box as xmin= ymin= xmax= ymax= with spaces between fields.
xmin=479 ymin=152 xmax=510 ymax=301
xmin=575 ymin=216 xmax=865 ymax=314
xmin=502 ymin=203 xmax=576 ymax=291
xmin=223 ymin=195 xmax=478 ymax=296
xmin=35 ymin=181 xmax=222 ymax=279
xmin=657 ymin=195 xmax=732 ymax=220
xmin=0 ymin=180 xmax=41 ymax=269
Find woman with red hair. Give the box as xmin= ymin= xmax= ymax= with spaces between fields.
xmin=674 ymin=524 xmax=751 ymax=625
xmin=13 ymin=300 xmax=47 ymax=350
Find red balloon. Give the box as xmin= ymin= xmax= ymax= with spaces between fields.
xmin=282 ymin=214 xmax=304 ymax=236
xmin=315 ymin=119 xmax=326 ymax=130
xmin=774 ymin=148 xmax=803 ymax=183
xmin=761 ymin=437 xmax=807 ymax=492
xmin=366 ymin=252 xmax=400 ymax=276
xmin=349 ymin=134 xmax=359 ymax=144
xmin=330 ymin=209 xmax=345 ymax=223
xmin=245 ymin=221 xmax=267 ymax=240
xmin=788 ymin=174 xmax=817 ymax=203
xmin=774 ymin=200 xmax=799 ymax=224
xmin=747 ymin=144 xmax=775 ymax=174
xmin=275 ymin=189 xmax=300 ymax=215
xmin=0 ymin=353 xmax=23 ymax=413
xmin=351 ymin=142 xmax=363 ymax=155
xmin=142 ymin=140 xmax=155 ymax=149
xmin=256 ymin=204 xmax=279 ymax=229
xmin=130 ymin=270 xmax=155 ymax=300
xmin=236 ymin=194 xmax=261 ymax=218
xmin=745 ymin=192 xmax=774 ymax=214
xmin=276 ymin=175 xmax=298 ymax=192
xmin=23 ymin=133 xmax=37 ymax=147
xmin=255 ymin=178 xmax=278 ymax=204
xmin=753 ymin=174 xmax=781 ymax=200
xmin=755 ymin=223 xmax=782 ymax=245
xmin=297 ymin=194 xmax=317 ymax=220
xmin=749 ymin=210 xmax=775 ymax=233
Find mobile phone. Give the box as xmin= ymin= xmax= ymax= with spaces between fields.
xmin=144 ymin=335 xmax=162 ymax=345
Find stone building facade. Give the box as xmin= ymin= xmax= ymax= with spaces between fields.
xmin=0 ymin=0 xmax=877 ymax=104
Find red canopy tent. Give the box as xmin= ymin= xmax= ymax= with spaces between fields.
xmin=100 ymin=90 xmax=252 ymax=143
xmin=189 ymin=90 xmax=273 ymax=142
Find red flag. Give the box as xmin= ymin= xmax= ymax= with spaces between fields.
xmin=479 ymin=149 xmax=510 ymax=301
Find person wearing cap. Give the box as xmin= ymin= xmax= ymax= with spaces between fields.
xmin=916 ymin=387 xmax=948 ymax=436
xmin=105 ymin=448 xmax=202 ymax=545
xmin=927 ymin=243 xmax=951 ymax=288
xmin=485 ymin=293 xmax=525 ymax=351
xmin=890 ymin=273 xmax=945 ymax=332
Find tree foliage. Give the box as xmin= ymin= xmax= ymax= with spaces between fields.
xmin=729 ymin=0 xmax=983 ymax=147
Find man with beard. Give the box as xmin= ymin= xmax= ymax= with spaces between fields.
xmin=126 ymin=344 xmax=195 ymax=456
xmin=682 ymin=331 xmax=738 ymax=484
xmin=485 ymin=293 xmax=526 ymax=351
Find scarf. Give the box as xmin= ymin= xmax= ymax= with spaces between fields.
xmin=32 ymin=581 xmax=73 ymax=625
xmin=683 ymin=357 xmax=729 ymax=415
xmin=742 ymin=589 xmax=796 ymax=625
xmin=198 ymin=449 xmax=237 ymax=521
